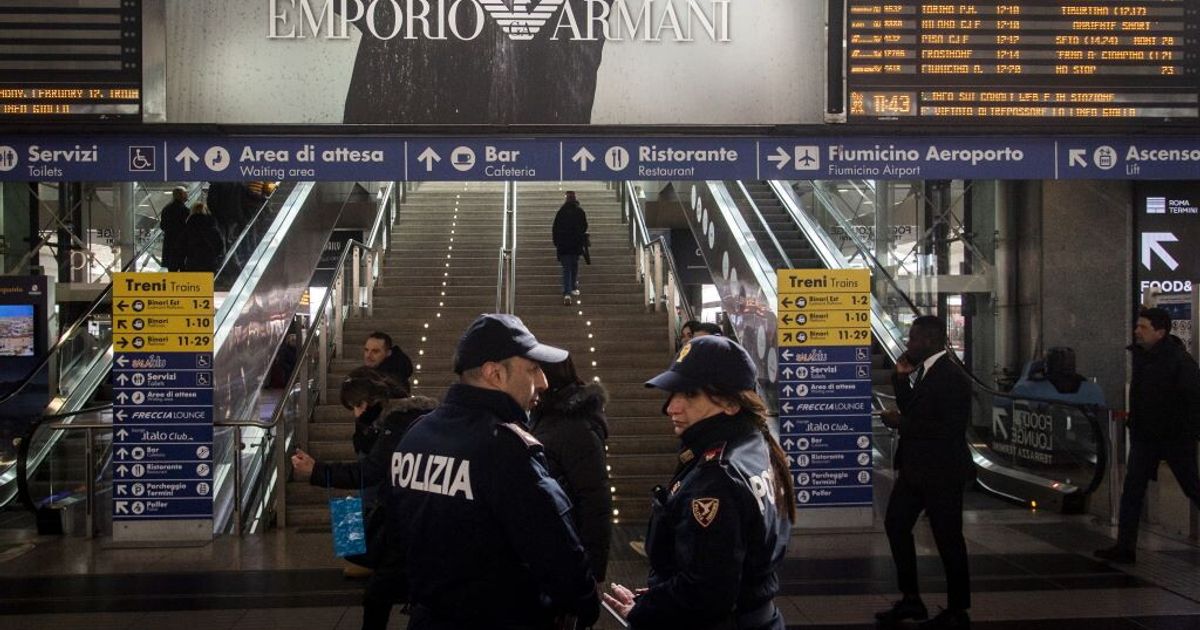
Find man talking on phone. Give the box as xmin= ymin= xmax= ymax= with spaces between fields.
xmin=875 ymin=316 xmax=973 ymax=629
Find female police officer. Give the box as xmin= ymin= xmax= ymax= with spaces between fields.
xmin=604 ymin=335 xmax=796 ymax=629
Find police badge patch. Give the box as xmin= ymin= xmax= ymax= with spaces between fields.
xmin=692 ymin=498 xmax=719 ymax=527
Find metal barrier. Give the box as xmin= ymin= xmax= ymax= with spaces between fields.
xmin=617 ymin=182 xmax=694 ymax=352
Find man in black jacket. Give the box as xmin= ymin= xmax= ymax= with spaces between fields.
xmin=385 ymin=314 xmax=599 ymax=629
xmin=160 ymin=187 xmax=190 ymax=272
xmin=877 ymin=316 xmax=973 ymax=630
xmin=552 ymin=191 xmax=588 ymax=305
xmin=363 ymin=332 xmax=414 ymax=394
xmin=1096 ymin=307 xmax=1200 ymax=564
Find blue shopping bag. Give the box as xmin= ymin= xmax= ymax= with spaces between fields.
xmin=329 ymin=495 xmax=367 ymax=558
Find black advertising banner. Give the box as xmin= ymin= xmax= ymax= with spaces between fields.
xmin=1134 ymin=181 xmax=1200 ymax=341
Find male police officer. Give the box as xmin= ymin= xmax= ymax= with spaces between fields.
xmin=386 ymin=314 xmax=600 ymax=629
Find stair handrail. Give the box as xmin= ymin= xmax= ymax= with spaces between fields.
xmin=241 ymin=237 xmax=382 ymax=534
xmin=619 ymin=182 xmax=695 ymax=325
xmin=732 ymin=181 xmax=792 ymax=268
xmin=496 ymin=183 xmax=512 ymax=313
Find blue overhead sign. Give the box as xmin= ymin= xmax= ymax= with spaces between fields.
xmin=1 ymin=135 xmax=1198 ymax=182
xmin=561 ymin=139 xmax=755 ymax=180
xmin=404 ymin=139 xmax=557 ymax=180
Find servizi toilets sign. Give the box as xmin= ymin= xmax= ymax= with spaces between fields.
xmin=268 ymin=0 xmax=732 ymax=42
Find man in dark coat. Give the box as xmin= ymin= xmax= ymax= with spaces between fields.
xmin=206 ymin=182 xmax=246 ymax=265
xmin=552 ymin=191 xmax=588 ymax=305
xmin=877 ymin=316 xmax=973 ymax=630
xmin=384 ymin=314 xmax=599 ymax=629
xmin=160 ymin=186 xmax=190 ymax=271
xmin=182 ymin=203 xmax=225 ymax=273
xmin=1096 ymin=307 xmax=1200 ymax=564
xmin=363 ymin=332 xmax=414 ymax=394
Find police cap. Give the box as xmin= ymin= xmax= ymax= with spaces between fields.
xmin=454 ymin=313 xmax=568 ymax=374
xmin=645 ymin=335 xmax=757 ymax=392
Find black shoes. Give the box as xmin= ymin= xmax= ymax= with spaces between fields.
xmin=918 ymin=609 xmax=970 ymax=629
xmin=1094 ymin=545 xmax=1136 ymax=564
xmin=875 ymin=598 xmax=928 ymax=625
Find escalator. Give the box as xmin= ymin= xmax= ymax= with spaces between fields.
xmin=673 ymin=179 xmax=1107 ymax=513
xmin=4 ymin=181 xmax=373 ymax=535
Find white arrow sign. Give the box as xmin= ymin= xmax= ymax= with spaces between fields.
xmin=174 ymin=147 xmax=200 ymax=172
xmin=115 ymin=501 xmax=129 ymax=514
xmin=417 ymin=147 xmax=441 ymax=172
xmin=992 ymin=407 xmax=1009 ymax=441
xmin=115 ymin=410 xmax=127 ymax=421
xmin=116 ymin=465 xmax=128 ymax=477
xmin=116 ymin=428 xmax=129 ymax=439
xmin=116 ymin=392 xmax=128 ymax=404
xmin=115 ymin=356 xmax=128 ymax=367
xmin=782 ymin=385 xmax=795 ymax=396
xmin=116 ymin=485 xmax=127 ymax=496
xmin=572 ymin=147 xmax=595 ymax=172
xmin=768 ymin=147 xmax=790 ymax=170
xmin=782 ymin=402 xmax=794 ymax=413
xmin=1142 ymin=232 xmax=1180 ymax=271
xmin=781 ymin=349 xmax=794 ymax=361
xmin=115 ymin=374 xmax=128 ymax=385
xmin=117 ymin=447 xmax=129 ymax=459
xmin=783 ymin=420 xmax=795 ymax=431
xmin=1068 ymin=149 xmax=1088 ymax=168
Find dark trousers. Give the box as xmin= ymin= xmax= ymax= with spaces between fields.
xmin=361 ymin=570 xmax=404 ymax=630
xmin=1117 ymin=439 xmax=1200 ymax=549
xmin=885 ymin=472 xmax=971 ymax=610
xmin=559 ymin=254 xmax=579 ymax=295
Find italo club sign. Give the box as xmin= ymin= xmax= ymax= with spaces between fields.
xmin=268 ymin=0 xmax=733 ymax=42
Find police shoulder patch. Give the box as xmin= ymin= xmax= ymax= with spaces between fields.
xmin=692 ymin=498 xmax=720 ymax=527
xmin=498 ymin=422 xmax=542 ymax=449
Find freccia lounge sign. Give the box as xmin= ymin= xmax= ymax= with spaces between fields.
xmin=268 ymin=0 xmax=732 ymax=42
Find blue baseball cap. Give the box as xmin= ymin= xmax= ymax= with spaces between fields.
xmin=454 ymin=314 xmax=568 ymax=374
xmin=645 ymin=335 xmax=757 ymax=392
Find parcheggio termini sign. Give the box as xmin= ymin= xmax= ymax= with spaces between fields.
xmin=267 ymin=0 xmax=732 ymax=42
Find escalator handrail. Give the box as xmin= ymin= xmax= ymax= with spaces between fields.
xmin=732 ymin=180 xmax=793 ymax=268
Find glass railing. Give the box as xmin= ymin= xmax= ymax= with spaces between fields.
xmin=617 ymin=182 xmax=695 ymax=348
xmin=12 ymin=180 xmax=348 ymax=534
xmin=697 ymin=179 xmax=1108 ymax=511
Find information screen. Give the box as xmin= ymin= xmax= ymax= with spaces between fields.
xmin=0 ymin=1 xmax=142 ymax=121
xmin=833 ymin=0 xmax=1200 ymax=122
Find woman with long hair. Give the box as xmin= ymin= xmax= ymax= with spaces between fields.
xmin=604 ymin=335 xmax=795 ymax=630
xmin=530 ymin=355 xmax=612 ymax=585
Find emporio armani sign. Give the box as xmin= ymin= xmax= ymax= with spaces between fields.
xmin=268 ymin=0 xmax=732 ymax=42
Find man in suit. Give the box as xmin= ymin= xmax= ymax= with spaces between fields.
xmin=876 ymin=316 xmax=973 ymax=629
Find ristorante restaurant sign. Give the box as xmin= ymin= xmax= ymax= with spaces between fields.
xmin=267 ymin=0 xmax=733 ymax=42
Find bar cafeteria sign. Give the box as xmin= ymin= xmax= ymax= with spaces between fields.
xmin=268 ymin=0 xmax=733 ymax=42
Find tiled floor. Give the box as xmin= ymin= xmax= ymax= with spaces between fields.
xmin=1 ymin=488 xmax=1199 ymax=629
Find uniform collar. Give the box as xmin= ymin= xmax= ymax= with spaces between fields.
xmin=443 ymin=383 xmax=529 ymax=425
xmin=678 ymin=411 xmax=757 ymax=463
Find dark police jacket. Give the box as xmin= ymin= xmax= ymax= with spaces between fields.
xmin=890 ymin=352 xmax=974 ymax=485
xmin=1129 ymin=335 xmax=1200 ymax=442
xmin=630 ymin=412 xmax=790 ymax=630
xmin=386 ymin=384 xmax=599 ymax=629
